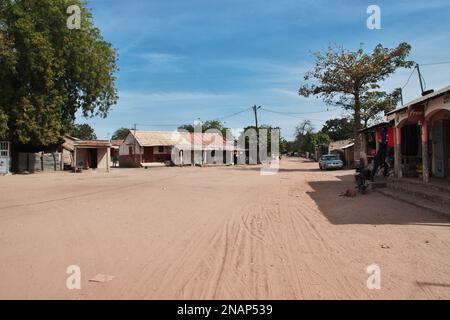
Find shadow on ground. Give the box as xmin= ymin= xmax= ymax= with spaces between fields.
xmin=306 ymin=174 xmax=450 ymax=226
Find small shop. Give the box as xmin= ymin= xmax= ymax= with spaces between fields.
xmin=387 ymin=85 xmax=450 ymax=182
xmin=73 ymin=140 xmax=111 ymax=172
xmin=358 ymin=122 xmax=395 ymax=168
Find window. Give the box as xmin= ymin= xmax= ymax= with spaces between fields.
xmin=0 ymin=142 xmax=9 ymax=157
xmin=322 ymin=155 xmax=339 ymax=161
xmin=159 ymin=146 xmax=164 ymax=153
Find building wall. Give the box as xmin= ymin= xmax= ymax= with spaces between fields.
xmin=119 ymin=133 xmax=143 ymax=156
xmin=97 ymin=148 xmax=109 ymax=171
xmin=119 ymin=133 xmax=143 ymax=167
xmin=75 ymin=149 xmax=88 ymax=168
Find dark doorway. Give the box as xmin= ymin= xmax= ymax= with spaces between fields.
xmin=89 ymin=149 xmax=98 ymax=169
xmin=401 ymin=124 xmax=420 ymax=156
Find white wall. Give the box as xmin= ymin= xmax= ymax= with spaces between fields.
xmin=119 ymin=133 xmax=143 ymax=156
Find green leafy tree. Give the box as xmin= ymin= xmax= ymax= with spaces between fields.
xmin=68 ymin=123 xmax=97 ymax=140
xmin=299 ymin=43 xmax=413 ymax=162
xmin=293 ymin=120 xmax=330 ymax=154
xmin=360 ymin=89 xmax=401 ymax=127
xmin=111 ymin=127 xmax=130 ymax=141
xmin=320 ymin=118 xmax=354 ymax=141
xmin=0 ymin=0 xmax=118 ymax=147
xmin=0 ymin=111 xmax=7 ymax=139
xmin=178 ymin=120 xmax=231 ymax=139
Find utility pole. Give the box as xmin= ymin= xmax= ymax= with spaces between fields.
xmin=252 ymin=105 xmax=261 ymax=164
xmin=399 ymin=88 xmax=404 ymax=106
xmin=416 ymin=63 xmax=425 ymax=95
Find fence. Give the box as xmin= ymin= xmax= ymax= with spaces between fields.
xmin=18 ymin=152 xmax=62 ymax=173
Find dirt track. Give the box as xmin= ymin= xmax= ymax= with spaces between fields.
xmin=0 ymin=158 xmax=449 ymax=299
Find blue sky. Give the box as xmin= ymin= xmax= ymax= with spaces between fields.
xmin=80 ymin=0 xmax=450 ymax=140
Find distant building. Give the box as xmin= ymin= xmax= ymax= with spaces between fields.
xmin=329 ymin=139 xmax=355 ymax=168
xmin=73 ymin=140 xmax=111 ymax=172
xmin=119 ymin=130 xmax=236 ymax=167
xmin=110 ymin=139 xmax=123 ymax=167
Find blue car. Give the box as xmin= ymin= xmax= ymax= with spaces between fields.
xmin=319 ymin=154 xmax=344 ymax=170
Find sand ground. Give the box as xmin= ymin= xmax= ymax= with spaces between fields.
xmin=0 ymin=158 xmax=449 ymax=299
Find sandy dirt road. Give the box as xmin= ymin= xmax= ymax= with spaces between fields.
xmin=0 ymin=158 xmax=449 ymax=299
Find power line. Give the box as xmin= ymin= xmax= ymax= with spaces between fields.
xmin=261 ymin=107 xmax=340 ymax=115
xmin=421 ymin=61 xmax=450 ymax=66
xmin=134 ymin=106 xmax=253 ymax=128
xmin=217 ymin=107 xmax=253 ymax=121
xmin=259 ymin=108 xmax=327 ymax=122
xmin=401 ymin=67 xmax=416 ymax=90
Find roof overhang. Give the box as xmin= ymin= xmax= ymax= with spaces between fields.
xmin=387 ymin=85 xmax=450 ymax=116
xmin=74 ymin=140 xmax=112 ymax=148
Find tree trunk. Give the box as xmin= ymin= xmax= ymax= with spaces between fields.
xmin=353 ymin=90 xmax=363 ymax=166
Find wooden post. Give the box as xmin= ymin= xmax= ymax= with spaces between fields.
xmin=107 ymin=147 xmax=110 ymax=173
xmin=394 ymin=126 xmax=402 ymax=179
xmin=421 ymin=121 xmax=430 ymax=183
xmin=73 ymin=147 xmax=77 ymax=171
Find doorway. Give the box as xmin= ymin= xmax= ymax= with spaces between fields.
xmin=89 ymin=148 xmax=98 ymax=169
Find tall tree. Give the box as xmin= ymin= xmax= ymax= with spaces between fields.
xmin=0 ymin=0 xmax=118 ymax=147
xmin=294 ymin=120 xmax=313 ymax=150
xmin=68 ymin=123 xmax=97 ymax=140
xmin=111 ymin=127 xmax=130 ymax=141
xmin=299 ymin=43 xmax=413 ymax=163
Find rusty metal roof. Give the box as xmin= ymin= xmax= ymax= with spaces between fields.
xmin=73 ymin=140 xmax=112 ymax=148
xmin=131 ymin=130 xmax=235 ymax=150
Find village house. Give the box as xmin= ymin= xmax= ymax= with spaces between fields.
xmin=73 ymin=140 xmax=111 ymax=172
xmin=329 ymin=139 xmax=355 ymax=168
xmin=119 ymin=130 xmax=236 ymax=167
xmin=387 ymin=85 xmax=450 ymax=183
xmin=362 ymin=85 xmax=450 ymax=183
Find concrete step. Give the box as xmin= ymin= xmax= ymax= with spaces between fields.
xmin=375 ymin=187 xmax=450 ymax=218
xmin=388 ymin=177 xmax=450 ymax=194
xmin=385 ymin=179 xmax=450 ymax=206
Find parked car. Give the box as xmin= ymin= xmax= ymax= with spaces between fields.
xmin=319 ymin=154 xmax=344 ymax=170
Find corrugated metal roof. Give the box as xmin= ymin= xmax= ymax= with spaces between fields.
xmin=131 ymin=131 xmax=235 ymax=150
xmin=110 ymin=140 xmax=123 ymax=147
xmin=74 ymin=140 xmax=112 ymax=148
xmin=387 ymin=85 xmax=450 ymax=115
xmin=358 ymin=122 xmax=391 ymax=133
xmin=341 ymin=143 xmax=355 ymax=149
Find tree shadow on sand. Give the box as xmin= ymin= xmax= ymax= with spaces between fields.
xmin=306 ymin=174 xmax=450 ymax=226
